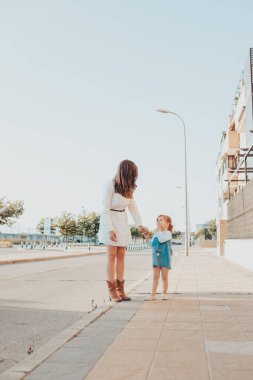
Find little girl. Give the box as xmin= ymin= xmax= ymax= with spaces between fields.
xmin=145 ymin=214 xmax=173 ymax=300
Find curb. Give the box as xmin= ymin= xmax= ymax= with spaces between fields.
xmin=0 ymin=251 xmax=106 ymax=266
xmin=0 ymin=271 xmax=153 ymax=380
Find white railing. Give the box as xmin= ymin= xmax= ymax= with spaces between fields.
xmin=126 ymin=241 xmax=151 ymax=251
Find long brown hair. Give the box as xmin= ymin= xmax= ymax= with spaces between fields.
xmin=157 ymin=214 xmax=173 ymax=232
xmin=114 ymin=160 xmax=138 ymax=198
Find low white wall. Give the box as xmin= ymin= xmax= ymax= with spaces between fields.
xmin=224 ymin=239 xmax=253 ymax=270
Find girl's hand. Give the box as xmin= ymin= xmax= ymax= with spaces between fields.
xmin=109 ymin=230 xmax=117 ymax=242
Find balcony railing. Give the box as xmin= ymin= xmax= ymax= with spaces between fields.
xmin=226 ymin=145 xmax=253 ymax=199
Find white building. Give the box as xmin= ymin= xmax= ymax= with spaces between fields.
xmin=216 ymin=48 xmax=253 ymax=269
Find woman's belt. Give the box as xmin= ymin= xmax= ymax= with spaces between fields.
xmin=110 ymin=208 xmax=125 ymax=212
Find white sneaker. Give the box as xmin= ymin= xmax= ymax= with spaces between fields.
xmin=162 ymin=293 xmax=169 ymax=300
xmin=146 ymin=295 xmax=157 ymax=301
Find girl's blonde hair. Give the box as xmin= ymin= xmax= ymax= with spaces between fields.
xmin=157 ymin=214 xmax=173 ymax=232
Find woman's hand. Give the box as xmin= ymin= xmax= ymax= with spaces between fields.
xmin=109 ymin=230 xmax=117 ymax=242
xmin=139 ymin=225 xmax=149 ymax=235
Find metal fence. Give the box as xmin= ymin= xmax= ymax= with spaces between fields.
xmin=126 ymin=241 xmax=151 ymax=250
xmin=227 ymin=179 xmax=253 ymax=238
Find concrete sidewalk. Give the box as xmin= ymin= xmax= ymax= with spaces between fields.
xmin=3 ymin=248 xmax=253 ymax=380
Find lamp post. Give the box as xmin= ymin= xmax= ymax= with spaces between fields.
xmin=156 ymin=109 xmax=190 ymax=256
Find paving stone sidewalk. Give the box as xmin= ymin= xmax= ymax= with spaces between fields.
xmin=24 ymin=249 xmax=253 ymax=379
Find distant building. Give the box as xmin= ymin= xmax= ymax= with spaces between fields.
xmin=216 ymin=48 xmax=253 ymax=268
xmin=196 ymin=223 xmax=209 ymax=233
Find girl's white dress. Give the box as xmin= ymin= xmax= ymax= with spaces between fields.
xmin=98 ymin=179 xmax=142 ymax=246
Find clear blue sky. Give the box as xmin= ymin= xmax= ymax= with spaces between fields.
xmin=1 ymin=0 xmax=253 ymax=233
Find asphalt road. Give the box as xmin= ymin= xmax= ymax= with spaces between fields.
xmin=0 ymin=249 xmax=156 ymax=374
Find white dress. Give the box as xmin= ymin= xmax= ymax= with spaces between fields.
xmin=98 ymin=179 xmax=143 ymax=246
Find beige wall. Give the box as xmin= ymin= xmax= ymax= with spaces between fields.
xmin=217 ymin=220 xmax=228 ymax=256
xmin=198 ymin=240 xmax=217 ymax=248
xmin=228 ymin=130 xmax=240 ymax=148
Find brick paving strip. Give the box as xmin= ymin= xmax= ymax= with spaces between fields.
xmin=2 ymin=248 xmax=253 ymax=380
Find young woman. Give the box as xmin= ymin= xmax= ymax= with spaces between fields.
xmin=99 ymin=160 xmax=148 ymax=302
xmin=145 ymin=215 xmax=173 ymax=300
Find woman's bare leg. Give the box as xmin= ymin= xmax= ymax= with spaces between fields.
xmin=161 ymin=268 xmax=169 ymax=294
xmin=151 ymin=267 xmax=160 ymax=296
xmin=106 ymin=245 xmax=117 ymax=282
xmin=116 ymin=246 xmax=126 ymax=281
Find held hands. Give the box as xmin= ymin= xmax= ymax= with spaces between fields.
xmin=139 ymin=225 xmax=150 ymax=241
xmin=109 ymin=230 xmax=117 ymax=242
xmin=139 ymin=225 xmax=149 ymax=235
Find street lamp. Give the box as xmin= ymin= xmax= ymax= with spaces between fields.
xmin=156 ymin=108 xmax=190 ymax=256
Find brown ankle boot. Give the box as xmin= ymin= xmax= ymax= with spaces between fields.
xmin=115 ymin=279 xmax=131 ymax=301
xmin=107 ymin=280 xmax=122 ymax=302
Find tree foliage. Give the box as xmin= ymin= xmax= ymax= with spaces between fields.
xmin=76 ymin=209 xmax=88 ymax=237
xmin=0 ymin=197 xmax=24 ymax=226
xmin=130 ymin=225 xmax=144 ymax=240
xmin=209 ymin=219 xmax=217 ymax=237
xmin=55 ymin=212 xmax=78 ymax=241
xmin=49 ymin=210 xmax=101 ymax=241
xmin=195 ymin=219 xmax=217 ymax=240
xmin=78 ymin=211 xmax=100 ymax=239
